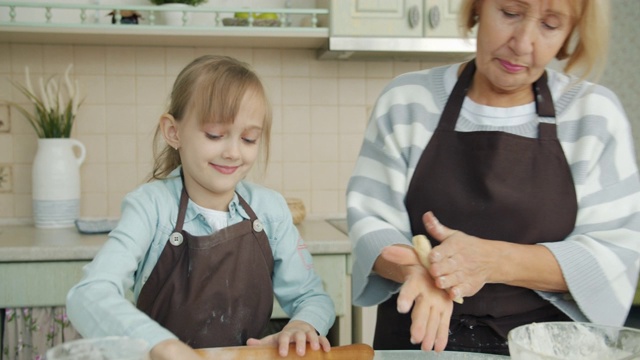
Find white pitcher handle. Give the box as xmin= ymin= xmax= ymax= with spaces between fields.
xmin=70 ymin=138 xmax=86 ymax=166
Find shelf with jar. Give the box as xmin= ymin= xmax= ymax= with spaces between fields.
xmin=0 ymin=1 xmax=329 ymax=49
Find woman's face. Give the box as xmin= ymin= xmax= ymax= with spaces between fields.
xmin=473 ymin=0 xmax=574 ymax=97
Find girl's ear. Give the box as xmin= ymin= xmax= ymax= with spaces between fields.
xmin=160 ymin=113 xmax=180 ymax=150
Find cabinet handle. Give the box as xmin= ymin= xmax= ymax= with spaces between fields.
xmin=429 ymin=5 xmax=441 ymax=29
xmin=408 ymin=5 xmax=420 ymax=29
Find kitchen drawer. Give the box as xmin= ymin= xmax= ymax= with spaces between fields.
xmin=0 ymin=261 xmax=88 ymax=307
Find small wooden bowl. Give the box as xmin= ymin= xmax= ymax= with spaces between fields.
xmin=286 ymin=197 xmax=306 ymax=224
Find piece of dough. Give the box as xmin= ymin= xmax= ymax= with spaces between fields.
xmin=412 ymin=234 xmax=464 ymax=304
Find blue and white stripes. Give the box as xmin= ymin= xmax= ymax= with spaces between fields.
xmin=347 ymin=62 xmax=640 ymax=326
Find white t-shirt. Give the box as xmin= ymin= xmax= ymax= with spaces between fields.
xmin=191 ymin=202 xmax=228 ymax=231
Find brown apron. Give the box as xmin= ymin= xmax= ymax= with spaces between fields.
xmin=137 ymin=185 xmax=275 ymax=348
xmin=374 ymin=59 xmax=576 ymax=354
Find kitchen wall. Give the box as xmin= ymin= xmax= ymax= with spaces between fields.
xmin=1 ymin=0 xmax=638 ymax=224
xmin=601 ymin=0 xmax=640 ymax=162
xmin=0 ymin=42 xmax=449 ymax=222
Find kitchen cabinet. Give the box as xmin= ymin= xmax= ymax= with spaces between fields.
xmin=316 ymin=0 xmax=469 ymax=38
xmin=313 ymin=0 xmax=476 ymax=60
xmin=0 ymin=220 xmax=353 ymax=345
xmin=424 ymin=0 xmax=466 ymax=37
xmin=317 ymin=0 xmax=424 ymax=37
xmin=0 ymin=1 xmax=475 ymax=60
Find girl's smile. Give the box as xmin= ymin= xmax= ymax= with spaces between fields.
xmin=211 ymin=164 xmax=239 ymax=175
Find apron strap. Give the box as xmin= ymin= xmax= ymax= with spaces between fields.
xmin=533 ymin=71 xmax=556 ymax=118
xmin=237 ymin=194 xmax=258 ymax=222
xmin=174 ymin=187 xmax=189 ymax=232
xmin=174 ymin=170 xmax=190 ymax=232
xmin=438 ymin=59 xmax=476 ymax=131
xmin=533 ymin=71 xmax=558 ymax=140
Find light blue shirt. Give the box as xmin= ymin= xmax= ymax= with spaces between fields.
xmin=67 ymin=167 xmax=335 ymax=349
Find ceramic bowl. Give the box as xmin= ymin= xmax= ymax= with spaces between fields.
xmin=508 ymin=322 xmax=640 ymax=360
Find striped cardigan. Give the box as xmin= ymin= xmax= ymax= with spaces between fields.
xmin=347 ymin=63 xmax=640 ymax=326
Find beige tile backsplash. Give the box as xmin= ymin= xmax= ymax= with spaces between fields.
xmin=0 ymin=43 xmax=438 ymax=222
xmin=2 ymin=0 xmax=639 ymax=223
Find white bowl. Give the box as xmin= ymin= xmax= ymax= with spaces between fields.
xmin=46 ymin=336 xmax=148 ymax=360
xmin=508 ymin=322 xmax=640 ymax=360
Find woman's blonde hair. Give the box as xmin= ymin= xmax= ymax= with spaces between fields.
xmin=150 ymin=55 xmax=272 ymax=180
xmin=458 ymin=0 xmax=610 ymax=80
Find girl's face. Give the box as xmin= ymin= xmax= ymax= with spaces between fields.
xmin=473 ymin=0 xmax=574 ymax=100
xmin=177 ymin=89 xmax=265 ymax=210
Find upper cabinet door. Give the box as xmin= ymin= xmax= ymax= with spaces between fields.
xmin=323 ymin=0 xmax=424 ymax=37
xmin=423 ymin=0 xmax=473 ymax=37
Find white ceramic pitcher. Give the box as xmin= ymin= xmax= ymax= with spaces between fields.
xmin=32 ymin=138 xmax=86 ymax=228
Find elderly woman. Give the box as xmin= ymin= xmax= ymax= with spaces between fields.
xmin=347 ymin=0 xmax=640 ymax=355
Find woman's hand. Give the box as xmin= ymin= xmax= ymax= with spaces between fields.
xmin=380 ymin=245 xmax=453 ymax=352
xmin=422 ymin=211 xmax=497 ymax=300
xmin=246 ymin=320 xmax=330 ymax=357
xmin=149 ymin=338 xmax=203 ymax=360
xmin=423 ymin=211 xmax=568 ymax=293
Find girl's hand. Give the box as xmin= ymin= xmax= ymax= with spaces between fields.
xmin=149 ymin=338 xmax=203 ymax=360
xmin=380 ymin=245 xmax=453 ymax=352
xmin=246 ymin=320 xmax=330 ymax=357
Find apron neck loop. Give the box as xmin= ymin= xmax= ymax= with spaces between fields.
xmin=176 ymin=168 xmax=259 ymax=232
xmin=438 ymin=58 xmax=557 ymax=140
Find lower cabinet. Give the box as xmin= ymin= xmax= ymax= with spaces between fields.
xmin=0 ymin=254 xmax=352 ymax=345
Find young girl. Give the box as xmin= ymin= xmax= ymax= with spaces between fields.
xmin=66 ymin=55 xmax=335 ymax=360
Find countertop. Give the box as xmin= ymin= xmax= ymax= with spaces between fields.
xmin=0 ymin=218 xmax=351 ymax=262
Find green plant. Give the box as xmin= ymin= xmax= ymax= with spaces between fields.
xmin=148 ymin=0 xmax=208 ymax=5
xmin=7 ymin=64 xmax=82 ymax=138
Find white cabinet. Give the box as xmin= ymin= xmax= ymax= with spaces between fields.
xmin=317 ymin=0 xmax=473 ymax=38
xmin=424 ymin=0 xmax=477 ymax=38
xmin=318 ymin=0 xmax=424 ymax=37
xmin=424 ymin=0 xmax=465 ymax=37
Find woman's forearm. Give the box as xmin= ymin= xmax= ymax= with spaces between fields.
xmin=492 ymin=242 xmax=568 ymax=292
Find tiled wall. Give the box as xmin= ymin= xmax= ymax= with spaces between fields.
xmin=1 ymin=0 xmax=638 ymax=224
xmin=0 ymin=43 xmax=447 ymax=222
xmin=601 ymin=0 xmax=640 ymax=163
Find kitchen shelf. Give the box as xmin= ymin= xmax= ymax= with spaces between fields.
xmin=0 ymin=2 xmax=329 ymax=49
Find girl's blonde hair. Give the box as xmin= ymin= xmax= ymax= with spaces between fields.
xmin=150 ymin=55 xmax=272 ymax=180
xmin=458 ymin=0 xmax=610 ymax=80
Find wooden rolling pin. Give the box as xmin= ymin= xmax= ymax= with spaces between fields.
xmin=412 ymin=234 xmax=464 ymax=304
xmin=195 ymin=343 xmax=374 ymax=360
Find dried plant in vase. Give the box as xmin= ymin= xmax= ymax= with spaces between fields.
xmin=8 ymin=64 xmax=82 ymax=138
xmin=5 ymin=65 xmax=87 ymax=228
